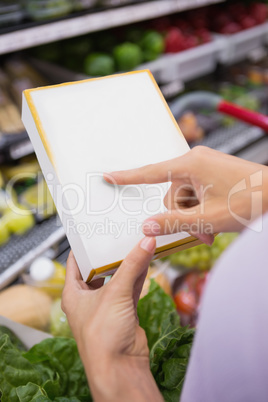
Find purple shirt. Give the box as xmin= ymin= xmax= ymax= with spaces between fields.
xmin=181 ymin=214 xmax=268 ymax=402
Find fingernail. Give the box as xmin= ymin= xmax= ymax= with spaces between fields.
xmin=103 ymin=172 xmax=114 ymax=184
xmin=196 ymin=233 xmax=214 ymax=246
xmin=142 ymin=220 xmax=161 ymax=235
xmin=140 ymin=237 xmax=156 ymax=253
xmin=206 ymin=234 xmax=215 ymax=246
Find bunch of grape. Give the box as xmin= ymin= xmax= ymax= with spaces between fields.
xmin=168 ymin=233 xmax=238 ymax=271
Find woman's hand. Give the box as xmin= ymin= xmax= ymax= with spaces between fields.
xmin=62 ymin=237 xmax=163 ymax=402
xmin=104 ymin=146 xmax=268 ymax=238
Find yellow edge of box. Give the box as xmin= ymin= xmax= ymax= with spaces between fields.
xmin=24 ymin=69 xmax=193 ymax=282
xmin=86 ymin=235 xmax=204 ymax=283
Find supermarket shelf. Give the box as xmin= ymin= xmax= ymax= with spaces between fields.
xmin=32 ymin=24 xmax=268 ymax=88
xmin=217 ymin=22 xmax=268 ymax=65
xmin=0 ymin=216 xmax=65 ymax=289
xmin=0 ymin=132 xmax=34 ymax=162
xmin=0 ymin=0 xmax=225 ymax=55
xmin=0 ymin=40 xmax=220 ymax=161
xmin=2 ymin=25 xmax=268 ymax=161
xmin=143 ymin=24 xmax=268 ymax=85
xmin=1 ymin=26 xmax=267 ymax=162
xmin=139 ymin=39 xmax=219 ymax=84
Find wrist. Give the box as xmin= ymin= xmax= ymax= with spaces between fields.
xmin=82 ymin=352 xmax=163 ymax=402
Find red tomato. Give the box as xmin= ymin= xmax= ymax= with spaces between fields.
xmin=165 ymin=28 xmax=185 ymax=53
xmin=220 ymin=22 xmax=241 ymax=34
xmin=174 ymin=290 xmax=197 ymax=315
xmin=184 ymin=34 xmax=199 ymax=49
xmin=196 ymin=29 xmax=212 ymax=44
xmin=249 ymin=3 xmax=268 ymax=24
xmin=240 ymin=16 xmax=256 ymax=30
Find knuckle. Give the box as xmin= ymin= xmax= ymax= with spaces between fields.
xmin=124 ymin=249 xmax=148 ymax=270
xmin=192 ymin=145 xmax=208 ymax=158
xmin=123 ymin=254 xmax=138 ymax=270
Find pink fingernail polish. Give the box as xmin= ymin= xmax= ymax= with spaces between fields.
xmin=140 ymin=237 xmax=156 ymax=253
xmin=142 ymin=220 xmax=161 ymax=235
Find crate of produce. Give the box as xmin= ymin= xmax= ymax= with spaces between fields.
xmin=139 ymin=38 xmax=220 ymax=84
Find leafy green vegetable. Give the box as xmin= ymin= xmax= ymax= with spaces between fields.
xmin=138 ymin=280 xmax=194 ymax=402
xmin=137 ymin=279 xmax=176 ymax=349
xmin=0 ymin=333 xmax=46 ymax=402
xmin=24 ymin=338 xmax=90 ymax=399
xmin=0 ymin=325 xmax=27 ymax=351
xmin=15 ymin=383 xmax=47 ymax=401
xmin=0 ymin=280 xmax=193 ymax=402
xmin=0 ymin=332 xmax=92 ymax=402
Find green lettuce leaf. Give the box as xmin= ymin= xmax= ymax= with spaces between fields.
xmin=0 ymin=326 xmax=26 ymax=352
xmin=15 ymin=382 xmax=48 ymax=401
xmin=23 ymin=338 xmax=91 ymax=400
xmin=1 ymin=280 xmax=193 ymax=402
xmin=137 ymin=280 xmax=176 ymax=349
xmin=0 ymin=333 xmax=47 ymax=402
xmin=0 ymin=331 xmax=91 ymax=401
xmin=138 ymin=280 xmax=194 ymax=402
xmin=161 ymin=387 xmax=182 ymax=402
xmin=15 ymin=382 xmax=84 ymax=402
xmin=150 ymin=311 xmax=193 ymax=375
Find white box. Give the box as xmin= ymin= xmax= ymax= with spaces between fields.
xmin=22 ymin=70 xmax=202 ymax=282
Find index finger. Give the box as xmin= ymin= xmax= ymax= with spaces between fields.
xmin=103 ymin=156 xmax=185 ymax=185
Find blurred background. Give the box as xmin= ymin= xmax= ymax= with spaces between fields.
xmin=0 ymin=0 xmax=268 ymax=335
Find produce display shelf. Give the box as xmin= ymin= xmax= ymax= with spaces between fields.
xmin=217 ymin=22 xmax=268 ymax=65
xmin=2 ymin=28 xmax=268 ymax=162
xmin=0 ymin=0 xmax=225 ymax=55
xmin=0 ymin=131 xmax=34 ymax=163
xmin=139 ymin=39 xmax=220 ymax=84
xmin=0 ymin=216 xmax=65 ymax=290
xmin=0 ymin=41 xmax=220 ymax=161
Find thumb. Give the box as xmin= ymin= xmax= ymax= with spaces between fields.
xmin=111 ymin=237 xmax=156 ymax=292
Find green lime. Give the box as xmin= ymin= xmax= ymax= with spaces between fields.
xmin=113 ymin=42 xmax=143 ymax=71
xmin=84 ymin=53 xmax=115 ymax=76
xmin=140 ymin=30 xmax=164 ymax=61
